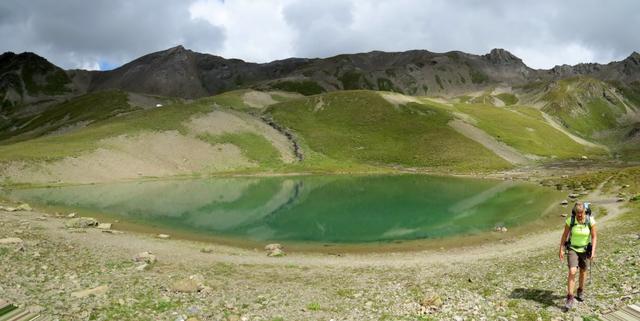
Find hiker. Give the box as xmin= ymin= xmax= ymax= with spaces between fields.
xmin=558 ymin=201 xmax=597 ymax=310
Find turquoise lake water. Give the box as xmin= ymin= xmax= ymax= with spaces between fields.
xmin=5 ymin=175 xmax=562 ymax=243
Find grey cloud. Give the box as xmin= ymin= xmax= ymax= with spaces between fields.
xmin=0 ymin=0 xmax=638 ymax=70
xmin=281 ymin=0 xmax=640 ymax=68
xmin=283 ymin=0 xmax=364 ymax=58
xmin=0 ymin=0 xmax=225 ymax=69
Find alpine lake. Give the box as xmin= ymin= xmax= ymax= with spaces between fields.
xmin=3 ymin=174 xmax=565 ymax=251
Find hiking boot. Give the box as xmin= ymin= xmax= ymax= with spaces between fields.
xmin=564 ymin=295 xmax=575 ymax=310
xmin=576 ymin=288 xmax=584 ymax=302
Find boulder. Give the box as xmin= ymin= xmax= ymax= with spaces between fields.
xmin=96 ymin=223 xmax=112 ymax=230
xmin=133 ymin=251 xmax=157 ymax=264
xmin=65 ymin=217 xmax=99 ymax=228
xmin=267 ymin=248 xmax=285 ymax=257
xmin=0 ymin=206 xmax=18 ymax=212
xmin=265 ymin=243 xmax=286 ymax=257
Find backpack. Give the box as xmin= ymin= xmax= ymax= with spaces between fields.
xmin=565 ymin=202 xmax=593 ymax=254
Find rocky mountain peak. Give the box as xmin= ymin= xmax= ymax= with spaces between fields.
xmin=484 ymin=48 xmax=523 ymax=65
xmin=625 ymin=51 xmax=640 ymax=64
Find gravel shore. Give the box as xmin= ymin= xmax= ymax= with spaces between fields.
xmin=1 ymin=181 xmax=638 ymax=321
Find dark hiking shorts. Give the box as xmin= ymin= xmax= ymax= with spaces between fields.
xmin=567 ymin=249 xmax=589 ymax=269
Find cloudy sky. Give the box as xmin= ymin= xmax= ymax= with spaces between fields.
xmin=1 ymin=0 xmax=638 ymax=70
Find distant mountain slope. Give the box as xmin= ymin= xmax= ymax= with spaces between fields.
xmin=0 ymin=52 xmax=72 ymax=110
xmin=87 ymin=45 xmax=313 ymax=99
xmin=3 ymin=46 xmax=640 ymax=101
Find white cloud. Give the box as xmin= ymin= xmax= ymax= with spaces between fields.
xmin=190 ymin=0 xmax=296 ymax=62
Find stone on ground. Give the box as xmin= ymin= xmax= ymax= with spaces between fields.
xmin=71 ymin=285 xmax=109 ymax=298
xmin=133 ymin=251 xmax=157 ymax=264
xmin=65 ymin=217 xmax=99 ymax=228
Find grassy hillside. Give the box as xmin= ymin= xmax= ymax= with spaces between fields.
xmin=267 ymin=90 xmax=512 ymax=172
xmin=452 ymin=103 xmax=602 ymax=159
xmin=540 ymin=77 xmax=633 ymax=140
xmin=0 ymin=90 xmax=135 ymax=143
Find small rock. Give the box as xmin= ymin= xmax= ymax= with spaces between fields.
xmin=568 ymin=193 xmax=579 ymax=199
xmin=265 ymin=243 xmax=285 ymax=257
xmin=561 ymin=200 xmax=569 ymax=205
xmin=561 ymin=213 xmax=568 ymax=217
xmin=96 ymin=223 xmax=112 ymax=230
xmin=264 ymin=243 xmax=282 ymax=251
xmin=622 ymin=184 xmax=630 ymax=188
xmin=157 ymin=234 xmax=170 ymax=239
xmin=134 ymin=251 xmax=157 ymax=264
xmin=581 ymin=155 xmax=588 ymax=160
xmin=16 ymin=203 xmax=32 ymax=211
xmin=0 ymin=237 xmax=23 ymax=245
xmin=200 ymin=247 xmax=213 ymax=253
xmin=102 ymin=230 xmax=124 ymax=234
xmin=65 ymin=217 xmax=99 ymax=228
xmin=71 ymin=285 xmax=109 ymax=298
xmin=0 ymin=206 xmax=17 ymax=212
xmin=135 ymin=263 xmax=149 ymax=271
xmin=617 ymin=197 xmax=625 ymax=202
xmin=67 ymin=212 xmax=77 ymax=218
xmin=267 ymin=248 xmax=286 ymax=257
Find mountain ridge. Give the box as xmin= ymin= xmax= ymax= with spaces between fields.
xmin=2 ymin=46 xmax=639 ymax=105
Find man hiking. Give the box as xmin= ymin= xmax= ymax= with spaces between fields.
xmin=559 ymin=201 xmax=597 ymax=310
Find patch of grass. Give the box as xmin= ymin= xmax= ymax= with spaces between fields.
xmin=541 ymin=77 xmax=627 ymax=139
xmin=0 ymin=96 xmax=214 ymax=162
xmin=198 ymin=132 xmax=283 ymax=167
xmin=336 ymin=288 xmax=357 ymax=298
xmin=21 ymin=64 xmax=71 ymax=95
xmin=468 ymin=68 xmax=489 ymax=84
xmin=306 ymin=302 xmax=321 ymax=311
xmin=454 ymin=103 xmax=599 ymax=159
xmin=339 ymin=71 xmax=363 ymax=90
xmin=267 ymin=90 xmax=511 ymax=172
xmin=206 ymin=89 xmax=253 ymax=110
xmin=377 ymin=78 xmax=398 ymax=92
xmin=495 ymin=93 xmax=519 ymax=106
xmin=0 ymin=90 xmax=133 ymax=143
xmin=271 ymin=80 xmax=325 ymax=96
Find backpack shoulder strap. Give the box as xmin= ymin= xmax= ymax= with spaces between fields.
xmin=570 ymin=214 xmax=576 ymax=228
